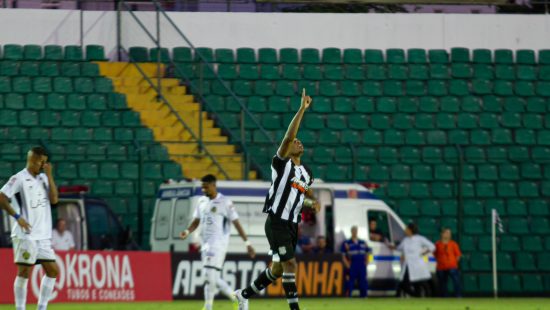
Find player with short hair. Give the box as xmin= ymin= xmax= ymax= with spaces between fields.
xmin=180 ymin=174 xmax=255 ymax=310
xmin=235 ymin=89 xmax=320 ymax=310
xmin=0 ymin=146 xmax=59 ymax=310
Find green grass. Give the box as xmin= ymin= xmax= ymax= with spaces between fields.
xmin=1 ymin=298 xmax=548 ymax=310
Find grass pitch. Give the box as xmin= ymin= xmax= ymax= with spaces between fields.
xmin=0 ymin=298 xmax=548 ymax=310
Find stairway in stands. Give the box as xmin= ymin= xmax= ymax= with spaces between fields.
xmin=96 ymin=61 xmax=255 ymax=180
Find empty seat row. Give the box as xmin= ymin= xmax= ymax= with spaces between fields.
xmin=0 ymin=144 xmax=169 ymax=168
xmin=0 ymin=126 xmax=153 ymax=142
xmin=0 ymin=76 xmax=113 ymax=94
xmin=191 ymin=78 xmax=550 ymax=97
xmin=0 ymin=110 xmax=142 ymax=127
xmin=0 ymin=44 xmax=106 ymax=61
xmin=54 ymin=162 xmax=181 ymax=180
xmin=392 ymin=199 xmax=549 ymax=217
xmin=205 ymin=95 xmax=550 ymax=114
xmin=459 ymin=236 xmax=550 ymax=253
xmin=0 ymin=93 xmax=127 ymax=111
xmin=175 ymin=63 xmax=550 ymax=81
xmin=462 ymin=253 xmax=550 ymax=272
xmin=131 ymin=46 xmax=550 ymax=65
xmin=0 ymin=60 xmax=100 ymax=77
xmin=463 ymin=274 xmax=549 ymax=293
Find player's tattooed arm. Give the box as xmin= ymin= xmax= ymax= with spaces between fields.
xmin=305 ymin=189 xmax=321 ymax=213
xmin=179 ymin=218 xmax=200 ymax=239
xmin=278 ymin=88 xmax=312 ymax=158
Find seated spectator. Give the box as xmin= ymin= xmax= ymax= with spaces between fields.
xmin=52 ymin=218 xmax=75 ymax=251
xmin=313 ymin=236 xmax=333 ymax=255
xmin=369 ymin=218 xmax=384 ymax=242
xmin=297 ymin=230 xmax=314 ymax=254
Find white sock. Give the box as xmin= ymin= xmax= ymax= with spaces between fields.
xmin=14 ymin=276 xmax=28 ymax=310
xmin=37 ymin=276 xmax=56 ymax=310
xmin=217 ymin=277 xmax=236 ymax=301
xmin=204 ymin=269 xmax=217 ymax=310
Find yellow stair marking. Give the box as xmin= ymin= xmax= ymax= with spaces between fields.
xmin=96 ymin=61 xmax=254 ymax=180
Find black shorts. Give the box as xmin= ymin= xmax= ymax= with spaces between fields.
xmin=265 ymin=214 xmax=298 ymax=262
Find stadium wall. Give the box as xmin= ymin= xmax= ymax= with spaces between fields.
xmin=0 ymin=9 xmax=549 ymax=55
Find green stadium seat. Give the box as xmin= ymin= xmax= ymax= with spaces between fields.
xmin=500 ymin=275 xmax=522 ymax=293
xmin=0 ymin=61 xmax=19 ymax=76
xmin=258 ymin=48 xmax=277 ymax=64
xmin=327 ymin=114 xmax=346 ymax=129
xmin=65 ymin=45 xmax=83 ymax=61
xmin=409 ymin=64 xmax=428 ymax=80
xmin=362 ymin=81 xmax=382 ymax=96
xmin=450 ymin=47 xmax=469 ymax=63
xmin=78 ymin=162 xmax=98 ymax=179
xmin=148 ymin=47 xmax=170 ymax=63
xmin=3 ymin=44 xmax=23 ymax=60
xmin=343 ymin=49 xmax=362 ymax=64
xmin=364 ymin=49 xmax=383 ymax=64
xmin=516 ymin=50 xmax=536 ymax=65
xmin=322 ymin=48 xmax=341 ymax=64
xmin=325 ymin=65 xmax=344 ymax=80
xmin=366 ymin=65 xmax=386 ymax=80
xmin=319 ymin=81 xmax=340 ymax=97
xmin=406 ymin=80 xmax=426 ymax=96
xmin=57 ymin=162 xmax=77 ymax=179
xmin=98 ymin=162 xmax=119 ymax=179
xmin=383 ymin=80 xmax=403 ymax=96
xmin=494 ymin=49 xmax=513 ymax=64
xmin=106 ymin=145 xmax=126 ymax=160
xmin=522 ymin=236 xmax=543 ymax=252
xmin=53 ymin=77 xmax=73 ymax=93
xmin=477 ymin=236 xmax=492 ymax=252
xmin=427 ymin=80 xmax=447 ymax=96
xmin=507 ymin=218 xmax=529 ymax=234
xmin=260 ymin=65 xmax=280 ymax=80
xmin=429 ymin=64 xmax=449 ymax=79
xmin=538 ymin=49 xmax=550 ymax=64
xmin=532 ymin=217 xmax=550 ymax=234
xmin=92 ymin=180 xmax=113 ymax=195
xmin=12 ymin=77 xmax=31 ymax=93
xmin=20 ymin=62 xmax=39 ymax=76
xmin=194 ymin=47 xmax=214 ymax=63
xmin=255 ymin=80 xmax=274 ymax=96
xmin=5 ymin=93 xmax=24 ymax=109
xmin=234 ymin=48 xmax=255 ymax=63
xmin=120 ymin=162 xmax=138 ymax=179
xmin=522 ymin=275 xmax=543 ymax=293
xmin=214 ymin=48 xmax=234 ymax=63
xmin=472 ymin=79 xmax=492 ymax=95
xmin=472 ymin=64 xmax=494 ymax=79
xmin=517 ymin=65 xmax=536 ymax=80
xmin=318 ymin=129 xmax=340 ymax=143
xmin=388 ymin=65 xmax=407 ymax=80
xmin=407 ymin=48 xmax=426 ymax=64
xmin=516 ymin=253 xmax=536 ymax=271
xmin=427 ymin=49 xmax=448 ymax=64
xmin=43 ymin=45 xmax=63 ymax=61
xmin=386 ymin=49 xmax=405 ymax=64
xmin=22 ymin=45 xmax=41 ymax=60
xmin=281 ymin=64 xmax=301 ymax=80
xmin=279 ymin=48 xmax=298 ymax=64
xmin=495 ymin=65 xmax=514 ymax=80
xmin=303 ymin=65 xmax=322 ymax=80
xmin=472 ymin=49 xmax=491 ymax=63
xmin=515 ymin=80 xmax=535 ymax=96
xmin=86 ymin=45 xmax=107 ymax=61
xmin=393 ymin=114 xmax=413 ymax=130
xmin=480 ymin=113 xmax=499 ymax=129
xmin=449 ymin=80 xmax=469 ymax=96
xmin=173 ymin=47 xmax=192 ymax=63
xmin=469 ymin=253 xmax=490 ymax=271
xmin=528 ymin=200 xmax=549 ymax=216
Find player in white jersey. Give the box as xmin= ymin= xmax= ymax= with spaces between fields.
xmin=180 ymin=174 xmax=255 ymax=310
xmin=0 ymin=147 xmax=59 ymax=310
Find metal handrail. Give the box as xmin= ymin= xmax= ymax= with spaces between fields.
xmin=149 ymin=0 xmax=277 ymax=148
xmin=118 ymin=45 xmax=231 ymax=179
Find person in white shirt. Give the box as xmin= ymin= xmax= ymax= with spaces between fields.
xmin=52 ymin=218 xmax=75 ymax=251
xmin=180 ymin=174 xmax=255 ymax=310
xmin=0 ymin=147 xmax=59 ymax=310
xmin=395 ymin=223 xmax=436 ymax=297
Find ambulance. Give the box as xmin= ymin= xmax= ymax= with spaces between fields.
xmin=150 ymin=180 xmax=437 ymax=296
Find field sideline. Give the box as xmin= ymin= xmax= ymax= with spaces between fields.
xmin=0 ymin=298 xmax=548 ymax=310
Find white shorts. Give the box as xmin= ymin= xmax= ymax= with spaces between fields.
xmin=13 ymin=238 xmax=56 ymax=265
xmin=201 ymin=243 xmax=227 ymax=270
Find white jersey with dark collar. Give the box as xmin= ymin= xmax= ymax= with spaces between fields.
xmin=0 ymin=169 xmax=52 ymax=240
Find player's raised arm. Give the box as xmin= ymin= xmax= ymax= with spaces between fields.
xmin=277 ymin=88 xmax=312 ymax=158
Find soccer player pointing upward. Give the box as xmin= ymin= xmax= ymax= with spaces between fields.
xmin=235 ymin=89 xmax=320 ymax=310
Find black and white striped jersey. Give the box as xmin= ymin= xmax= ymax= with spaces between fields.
xmin=262 ymin=154 xmax=314 ymax=223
